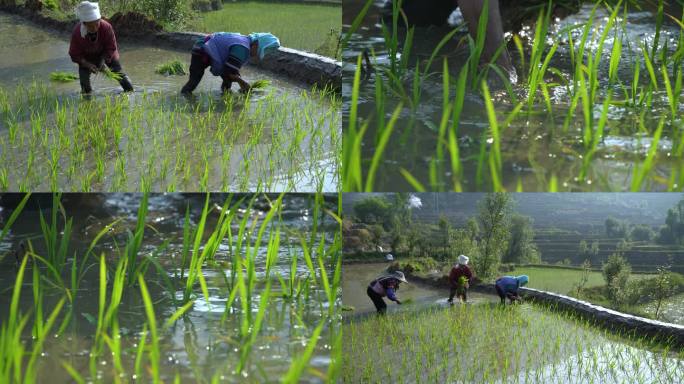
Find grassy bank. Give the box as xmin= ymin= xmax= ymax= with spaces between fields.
xmin=507 ymin=266 xmax=657 ymax=295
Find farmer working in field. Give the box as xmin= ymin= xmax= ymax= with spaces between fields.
xmin=495 ymin=275 xmax=529 ymax=304
xmin=367 ymin=271 xmax=407 ymax=314
xmin=69 ymin=1 xmax=134 ymax=95
xmin=180 ymin=32 xmax=280 ymax=95
xmin=447 ymin=254 xmax=475 ymax=304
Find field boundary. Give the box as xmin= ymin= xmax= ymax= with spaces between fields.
xmin=0 ymin=6 xmax=341 ymax=91
xmin=521 ymin=287 xmax=684 ymax=348
xmin=399 ymin=269 xmax=684 ymax=347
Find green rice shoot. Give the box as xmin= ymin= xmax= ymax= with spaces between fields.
xmin=251 ymin=79 xmax=271 ymax=89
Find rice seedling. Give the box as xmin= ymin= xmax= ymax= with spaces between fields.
xmin=343 ymin=300 xmax=684 ymax=382
xmin=100 ymin=67 xmax=123 ymax=82
xmin=154 ymin=59 xmax=186 ymax=76
xmin=0 ymin=193 xmax=341 ymax=382
xmin=0 ymin=81 xmax=339 ymax=192
xmin=49 ymin=71 xmax=78 ymax=82
xmin=250 ymin=79 xmax=271 ymax=89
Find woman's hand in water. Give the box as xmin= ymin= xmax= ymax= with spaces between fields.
xmin=81 ymin=60 xmax=99 ymax=73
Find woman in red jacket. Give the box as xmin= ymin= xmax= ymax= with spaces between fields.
xmin=68 ymin=2 xmax=133 ymax=95
xmin=448 ymin=254 xmax=474 ymax=304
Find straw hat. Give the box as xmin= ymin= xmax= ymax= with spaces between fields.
xmin=390 ymin=270 xmax=408 ymax=283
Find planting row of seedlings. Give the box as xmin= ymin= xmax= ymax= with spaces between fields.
xmin=0 ymin=82 xmax=341 ymax=192
xmin=343 ymin=0 xmax=684 ymax=191
xmin=0 ymin=193 xmax=342 ymax=382
xmin=343 ymin=300 xmax=684 ymax=383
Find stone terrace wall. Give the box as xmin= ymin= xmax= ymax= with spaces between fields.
xmin=0 ymin=6 xmax=341 ymax=91
xmin=520 ymin=287 xmax=684 ymax=348
xmin=158 ymin=32 xmax=341 ymax=91
xmin=402 ymin=269 xmax=684 ymax=348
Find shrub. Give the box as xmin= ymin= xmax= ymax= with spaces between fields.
xmin=602 ymin=253 xmax=632 ymax=306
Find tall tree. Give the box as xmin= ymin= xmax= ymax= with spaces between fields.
xmin=503 ymin=214 xmax=539 ymax=264
xmin=475 ymin=193 xmax=512 ymax=279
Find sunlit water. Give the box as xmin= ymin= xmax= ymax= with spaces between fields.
xmin=0 ymin=194 xmax=340 ymax=382
xmin=343 ymin=2 xmax=684 ymax=191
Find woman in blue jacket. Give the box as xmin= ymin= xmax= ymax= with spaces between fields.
xmin=495 ymin=275 xmax=528 ymax=304
xmin=180 ymin=32 xmax=280 ymax=95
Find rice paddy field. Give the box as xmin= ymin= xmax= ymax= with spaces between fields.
xmin=342 ymin=262 xmax=684 ymax=383
xmin=343 ymin=302 xmax=684 ymax=383
xmin=191 ymin=1 xmax=342 ymax=58
xmin=0 ymin=193 xmax=342 ymax=382
xmin=343 ymin=0 xmax=684 ymax=192
xmin=0 ymin=12 xmax=340 ymax=192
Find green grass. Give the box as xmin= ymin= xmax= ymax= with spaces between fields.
xmin=190 ymin=1 xmax=341 ymax=58
xmin=343 ymin=302 xmax=684 ymax=382
xmin=507 ymin=266 xmax=656 ymax=295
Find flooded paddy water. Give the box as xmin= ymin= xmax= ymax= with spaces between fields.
xmin=343 ymin=1 xmax=684 ymax=191
xmin=0 ymin=12 xmax=340 ymax=192
xmin=342 ymin=261 xmax=684 ymax=383
xmin=0 ymin=193 xmax=341 ymax=382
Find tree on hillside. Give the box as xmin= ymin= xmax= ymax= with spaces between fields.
xmin=630 ymin=224 xmax=655 ymax=242
xmin=466 ymin=217 xmax=480 ymax=240
xmin=353 ymin=196 xmax=391 ymax=225
xmin=438 ymin=215 xmax=453 ymax=259
xmin=474 ymin=193 xmax=512 ymax=279
xmin=578 ymin=239 xmax=600 ymax=264
xmin=502 ymin=214 xmax=540 ymax=264
xmin=605 ymin=216 xmax=629 ymax=238
xmin=658 ymin=198 xmax=684 ymax=245
xmin=450 ymin=228 xmax=480 ymax=266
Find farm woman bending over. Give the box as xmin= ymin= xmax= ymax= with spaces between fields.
xmin=180 ymin=32 xmax=280 ymax=95
xmin=495 ymin=275 xmax=528 ymax=304
xmin=367 ymin=271 xmax=407 ymax=314
xmin=68 ymin=2 xmax=134 ymax=95
xmin=448 ymin=255 xmax=475 ymax=304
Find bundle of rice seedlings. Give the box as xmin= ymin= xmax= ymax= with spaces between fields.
xmin=155 ymin=60 xmax=186 ymax=76
xmin=49 ymin=71 xmax=78 ymax=82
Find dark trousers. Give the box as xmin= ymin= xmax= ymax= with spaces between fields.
xmin=495 ymin=285 xmax=517 ymax=304
xmin=367 ymin=286 xmax=387 ymax=314
xmin=79 ymin=58 xmax=133 ymax=94
xmin=448 ymin=285 xmax=468 ymax=302
xmin=180 ymin=53 xmax=235 ymax=94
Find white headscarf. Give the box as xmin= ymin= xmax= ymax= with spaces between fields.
xmin=77 ymin=2 xmax=101 ymax=37
xmin=458 ymin=254 xmax=469 ymax=265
